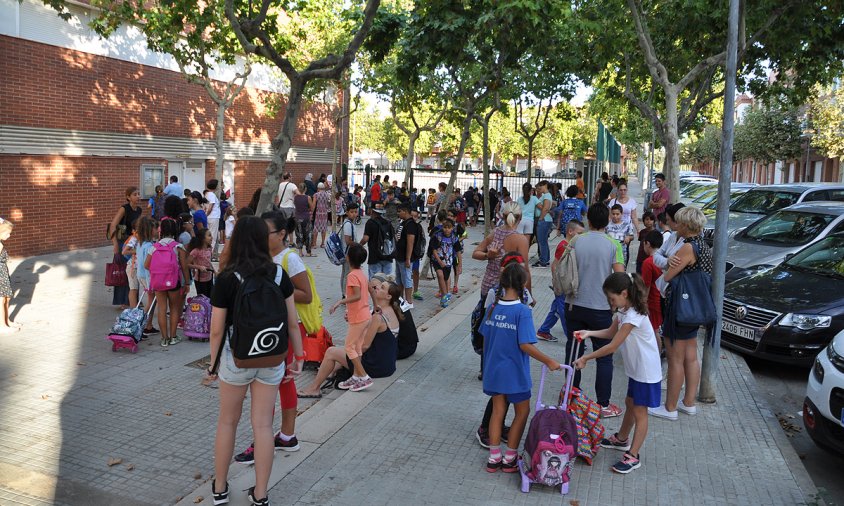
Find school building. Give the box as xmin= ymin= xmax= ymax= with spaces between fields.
xmin=0 ymin=0 xmax=349 ymax=257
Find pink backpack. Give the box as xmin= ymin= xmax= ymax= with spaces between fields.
xmin=183 ymin=295 xmax=212 ymax=340
xmin=149 ymin=240 xmax=180 ymax=291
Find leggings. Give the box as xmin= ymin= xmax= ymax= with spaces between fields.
xmin=296 ymin=219 xmax=312 ymax=254
xmin=278 ymin=353 xmax=297 ymax=410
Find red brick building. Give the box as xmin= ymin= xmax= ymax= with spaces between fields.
xmin=0 ymin=0 xmax=349 ymax=257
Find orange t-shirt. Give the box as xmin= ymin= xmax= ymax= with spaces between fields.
xmin=346 ymin=268 xmax=371 ymax=323
xmin=576 ymin=178 xmax=586 ymax=199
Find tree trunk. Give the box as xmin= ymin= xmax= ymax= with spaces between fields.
xmin=330 ymin=116 xmax=341 ymax=233
xmin=482 ymin=119 xmax=492 ymax=235
xmin=406 ymin=132 xmax=418 ymax=192
xmin=526 ymin=138 xmax=535 ymax=184
xmin=257 ymin=78 xmax=305 ymax=214
xmin=214 ymin=101 xmax=227 ymax=185
xmin=663 ymin=87 xmax=681 ymax=200
xmin=636 ymin=145 xmax=646 ymax=182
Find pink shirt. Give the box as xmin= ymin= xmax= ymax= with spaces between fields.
xmin=346 ymin=269 xmax=371 ymax=324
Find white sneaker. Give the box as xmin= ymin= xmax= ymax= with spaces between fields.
xmin=337 ymin=377 xmax=359 ymax=390
xmin=677 ymin=401 xmax=697 ymax=415
xmin=648 ymin=405 xmax=678 ymax=420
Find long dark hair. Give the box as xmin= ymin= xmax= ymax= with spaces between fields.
xmin=163 ymin=195 xmax=183 ymax=220
xmin=223 ymin=215 xmax=273 ymax=277
xmin=189 ymin=228 xmax=211 ymax=252
xmin=521 ymin=182 xmax=532 ymax=203
xmin=486 ymin=258 xmax=528 ymax=324
xmin=261 ymin=210 xmax=295 ymax=242
xmin=603 ymin=272 xmax=648 ymax=315
xmin=385 ymin=282 xmax=405 ymax=322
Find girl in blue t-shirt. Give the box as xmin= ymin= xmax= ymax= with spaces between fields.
xmin=481 ymin=261 xmax=560 ymax=473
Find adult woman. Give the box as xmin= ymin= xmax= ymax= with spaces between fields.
xmin=515 ymin=183 xmax=539 ymax=243
xmin=108 ymin=186 xmax=143 ymax=307
xmin=608 ymin=180 xmax=640 ymax=231
xmin=187 ymin=191 xmax=208 ymax=235
xmin=293 ymin=183 xmax=315 ymax=257
xmin=206 ymin=216 xmax=304 ymax=506
xmin=593 ymin=172 xmax=613 ymax=204
xmin=649 ymin=206 xmax=712 ymax=422
xmin=311 ymin=182 xmax=331 ymax=249
xmin=296 ymin=278 xmax=401 ymax=399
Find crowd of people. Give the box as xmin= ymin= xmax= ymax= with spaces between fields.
xmin=94 ymin=166 xmax=709 ymax=502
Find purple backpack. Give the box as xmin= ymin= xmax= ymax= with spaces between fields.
xmin=183 ymin=295 xmax=211 ymax=339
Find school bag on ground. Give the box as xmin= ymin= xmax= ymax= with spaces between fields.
xmin=225 ymin=265 xmax=289 ymax=369
xmin=183 ymin=294 xmax=212 ymax=341
xmin=107 ymin=291 xmax=157 ymax=353
xmin=326 ymin=219 xmax=354 ymax=266
xmin=552 ymin=234 xmax=579 ymax=299
xmin=299 ymin=322 xmax=333 ymax=365
xmin=149 ymin=240 xmax=181 ymax=291
xmin=519 ymin=365 xmax=578 ymax=495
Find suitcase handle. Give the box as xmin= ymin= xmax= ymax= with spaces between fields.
xmin=535 ymin=363 xmax=575 ymax=412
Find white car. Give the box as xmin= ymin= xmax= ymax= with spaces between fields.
xmin=804 ymin=329 xmax=844 ymax=455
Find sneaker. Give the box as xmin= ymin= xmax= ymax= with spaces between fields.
xmin=143 ymin=327 xmax=159 ymax=335
xmin=452 ymin=286 xmax=459 ymax=294
xmin=247 ymin=486 xmax=269 ymax=506
xmin=160 ymin=337 xmax=169 ymax=347
xmin=435 ymin=291 xmax=443 ymax=298
xmin=601 ymin=403 xmax=623 ymax=418
xmin=440 ymin=296 xmax=449 ymax=308
xmin=337 ymin=377 xmax=359 ymax=390
xmin=169 ymin=336 xmax=182 ymax=345
xmin=532 ymin=262 xmax=549 ymax=268
xmin=600 ymin=432 xmax=631 ymax=451
xmin=501 ymin=455 xmax=519 ymax=473
xmin=648 ymin=405 xmax=678 ymax=421
xmin=350 ymin=377 xmax=373 ymax=392
xmin=212 ymin=481 xmax=229 ymax=505
xmin=611 ymin=452 xmax=641 ymax=474
xmin=274 ymin=433 xmax=300 ymax=452
xmin=476 ymin=426 xmax=490 ymax=448
xmin=234 ymin=444 xmax=255 ymax=465
xmin=486 ymin=457 xmax=502 ymax=473
xmin=677 ymin=401 xmax=697 ymax=415
xmin=412 ymin=291 xmax=424 ymax=301
xmin=536 ymin=332 xmax=558 ymax=342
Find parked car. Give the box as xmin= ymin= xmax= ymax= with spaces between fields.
xmin=704 ymin=183 xmax=844 ymax=246
xmin=724 ymin=202 xmax=844 ymax=279
xmin=679 ymin=181 xmax=719 ymax=204
xmin=804 ymin=329 xmax=844 ymax=456
xmin=551 ymin=168 xmax=577 ymax=179
xmin=720 ymin=233 xmax=844 ymax=366
xmin=700 ymin=187 xmax=755 ymax=217
xmin=517 ymin=168 xmax=544 ymax=178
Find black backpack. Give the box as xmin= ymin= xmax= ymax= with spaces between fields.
xmin=412 ymin=222 xmax=427 ymax=261
xmin=230 ymin=266 xmax=289 ymax=368
xmin=377 ymin=219 xmax=396 ymax=260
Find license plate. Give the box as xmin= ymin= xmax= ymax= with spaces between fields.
xmin=722 ymin=321 xmax=758 ymax=341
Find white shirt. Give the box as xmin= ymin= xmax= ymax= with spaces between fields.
xmin=609 ymin=197 xmax=638 ymax=225
xmin=205 ymin=191 xmax=221 ymax=220
xmin=652 ymin=231 xmax=685 ymax=296
xmin=225 ymin=215 xmax=235 ymax=239
xmin=273 ymin=248 xmax=306 ymax=278
xmin=277 ymin=182 xmax=296 ymax=209
xmin=342 ymin=219 xmax=355 ymax=253
xmin=616 ymin=308 xmax=661 ymax=384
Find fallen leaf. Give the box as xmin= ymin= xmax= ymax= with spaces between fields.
xmin=193 ymin=472 xmax=202 ymax=480
xmin=77 ymin=362 xmax=87 ymax=366
xmin=125 ymin=463 xmax=135 ymax=471
xmin=164 ymin=412 xmax=172 ymax=416
xmin=107 ymin=458 xmax=123 ymax=467
xmin=193 ymin=496 xmax=203 ymax=503
xmin=41 ymin=394 xmax=50 ymax=400
xmin=569 ymin=501 xmax=581 ymax=506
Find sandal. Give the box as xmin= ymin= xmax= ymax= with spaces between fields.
xmin=320 ymin=376 xmax=336 ymax=391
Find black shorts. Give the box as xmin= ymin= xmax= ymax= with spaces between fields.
xmin=434 ymin=264 xmax=452 ymax=280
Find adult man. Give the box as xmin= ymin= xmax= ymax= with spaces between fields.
xmin=648 ymin=173 xmax=671 ymax=227
xmin=394 ymin=203 xmax=420 ymax=305
xmin=275 ymin=172 xmax=299 ymax=221
xmin=464 ymin=187 xmax=476 ymax=226
xmin=564 ymin=203 xmax=626 ymax=418
xmin=533 ymin=180 xmax=554 ymax=268
xmin=164 ymin=175 xmax=183 ymax=197
xmin=304 ymin=173 xmax=317 ymax=197
xmin=361 ymin=204 xmax=394 ymax=277
xmin=204 ymin=179 xmax=221 ymax=254
xmin=339 ymin=203 xmax=359 ymax=295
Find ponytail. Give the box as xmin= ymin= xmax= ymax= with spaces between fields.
xmin=602 ymin=272 xmax=649 ymax=315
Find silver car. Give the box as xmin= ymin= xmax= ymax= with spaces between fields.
xmin=704 ymin=183 xmax=844 ymax=246
xmin=725 ymin=202 xmax=844 ymax=279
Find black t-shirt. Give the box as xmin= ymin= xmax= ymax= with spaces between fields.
xmin=210 ymin=265 xmax=294 ymax=327
xmin=598 ymin=182 xmax=613 ymax=202
xmin=395 ymin=217 xmax=421 ymax=261
xmin=364 ymin=216 xmax=394 ymax=263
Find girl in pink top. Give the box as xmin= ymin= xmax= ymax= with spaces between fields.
xmin=188 ymin=229 xmax=214 ymax=297
xmin=328 ymin=243 xmax=374 ymax=392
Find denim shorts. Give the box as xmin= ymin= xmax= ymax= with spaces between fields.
xmin=368 ymin=260 xmax=393 ymax=278
xmin=395 ymin=261 xmax=413 ymax=288
xmin=218 ymin=345 xmax=285 ymax=387
xmin=627 ymin=378 xmax=661 ymax=407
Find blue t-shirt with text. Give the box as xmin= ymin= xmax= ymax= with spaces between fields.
xmin=481 ymin=300 xmax=537 ymax=395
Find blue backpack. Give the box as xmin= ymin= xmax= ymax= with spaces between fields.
xmin=326 ymin=219 xmax=354 ymax=265
xmin=559 ymin=199 xmax=583 ymax=227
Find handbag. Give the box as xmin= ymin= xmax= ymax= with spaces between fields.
xmin=670 ymin=242 xmax=716 ymax=327
xmin=105 ymin=254 xmax=129 ymax=287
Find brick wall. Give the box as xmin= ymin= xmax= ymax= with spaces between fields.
xmin=0 ymin=35 xmax=337 ymax=147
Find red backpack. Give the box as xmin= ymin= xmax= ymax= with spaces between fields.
xmin=149 ymin=241 xmax=180 ymax=291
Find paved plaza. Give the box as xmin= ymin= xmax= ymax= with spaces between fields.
xmin=0 ymin=178 xmax=823 ymax=505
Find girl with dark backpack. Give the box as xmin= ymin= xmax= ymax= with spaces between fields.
xmin=205 ymin=216 xmax=304 ymax=506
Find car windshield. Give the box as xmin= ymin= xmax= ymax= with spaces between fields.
xmin=730 ymin=190 xmax=800 ymax=214
xmin=702 ymin=190 xmax=749 ymax=211
xmin=685 ymin=184 xmax=717 ymax=199
xmin=742 ymin=210 xmax=836 ymax=245
xmin=693 ymin=189 xmax=719 ymax=204
xmin=784 ymin=235 xmax=844 ymax=278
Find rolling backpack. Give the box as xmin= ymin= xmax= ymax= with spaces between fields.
xmin=149 ymin=240 xmax=181 ymax=291
xmin=557 ymin=338 xmax=605 ymax=465
xmin=226 ymin=265 xmax=289 ymax=369
xmin=183 ymin=294 xmax=212 ymax=341
xmin=326 ymin=219 xmax=354 ymax=265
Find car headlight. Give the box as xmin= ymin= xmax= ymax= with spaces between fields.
xmin=779 ymin=313 xmax=832 ymax=330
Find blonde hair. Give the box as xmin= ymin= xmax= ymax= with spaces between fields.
xmin=0 ymin=218 xmax=13 ymax=234
xmin=673 ymin=206 xmax=707 ymax=235
xmin=500 ymin=201 xmax=522 ymax=227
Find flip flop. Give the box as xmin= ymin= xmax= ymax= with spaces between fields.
xmin=297 ymin=392 xmax=322 ymax=399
